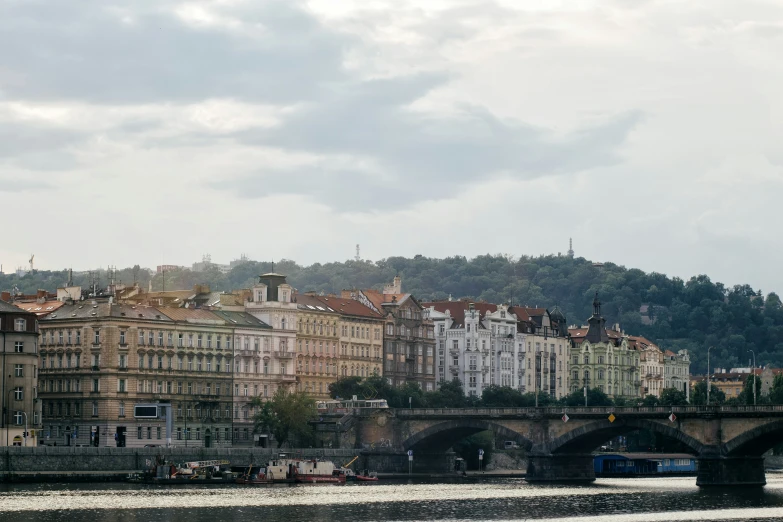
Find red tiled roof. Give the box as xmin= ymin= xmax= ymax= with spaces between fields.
xmin=13 ymin=300 xmax=66 ymax=316
xmin=297 ymin=293 xmax=383 ymax=319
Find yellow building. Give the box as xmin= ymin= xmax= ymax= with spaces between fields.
xmin=294 ymin=293 xmax=385 ymax=398
xmin=295 ymin=294 xmax=341 ymax=398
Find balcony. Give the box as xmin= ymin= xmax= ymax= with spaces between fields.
xmin=274 ymin=351 xmax=293 ymax=359
xmin=280 ymin=374 xmax=296 ymax=382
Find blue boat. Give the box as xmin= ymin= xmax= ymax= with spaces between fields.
xmin=594 ymin=453 xmax=697 ymax=476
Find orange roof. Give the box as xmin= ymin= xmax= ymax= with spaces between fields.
xmin=13 ymin=300 xmax=66 ymax=316
xmin=298 ymin=293 xmax=383 ymax=319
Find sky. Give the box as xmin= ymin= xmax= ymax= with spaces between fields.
xmin=1 ymin=0 xmax=782 ymax=293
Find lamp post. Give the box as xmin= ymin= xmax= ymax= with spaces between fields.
xmin=748 ymin=349 xmax=756 ymax=406
xmin=707 ymin=346 xmax=712 ymax=406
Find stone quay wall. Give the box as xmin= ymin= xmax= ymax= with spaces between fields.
xmin=1 ymin=447 xmax=360 ymax=476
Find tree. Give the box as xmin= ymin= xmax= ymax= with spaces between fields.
xmin=481 ymin=385 xmax=524 ymax=407
xmin=659 ymin=388 xmax=688 ymax=406
xmin=641 ymin=394 xmax=659 ymax=407
xmin=427 ymin=380 xmax=470 ymax=408
xmin=737 ymin=375 xmax=763 ymax=405
xmin=328 ymin=376 xmax=364 ymax=400
xmin=253 ymin=388 xmax=316 ymax=448
xmin=561 ymin=387 xmax=613 ymax=407
xmin=690 ymin=380 xmax=726 ymax=405
xmin=769 ymin=374 xmax=783 ymax=404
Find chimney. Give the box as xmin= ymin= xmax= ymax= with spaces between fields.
xmin=37 ymin=289 xmax=47 ymax=298
xmin=1 ymin=291 xmax=10 ymax=302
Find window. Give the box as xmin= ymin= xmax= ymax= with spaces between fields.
xmin=119 ymin=401 xmax=125 ymax=416
xmin=138 ymin=356 xmax=144 ymax=369
xmin=13 ymin=387 xmax=23 ymax=400
xmin=94 ymin=330 xmax=100 ymax=344
xmin=119 ymin=355 xmax=127 ymax=369
xmin=92 ymin=379 xmax=100 ymax=392
xmin=120 ymin=330 xmax=126 ymax=344
xmin=118 ymin=379 xmax=126 ymax=392
xmin=137 ymin=427 xmax=143 ymax=439
xmin=14 ymin=318 xmax=26 ymax=331
xmin=13 ymin=411 xmax=23 ymax=425
xmin=14 ymin=364 xmax=23 ymax=377
xmin=92 ymin=401 xmax=99 ymax=416
xmin=14 ymin=342 xmax=23 ymax=353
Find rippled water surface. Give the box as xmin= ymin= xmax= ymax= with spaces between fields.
xmin=5 ymin=475 xmax=783 ymax=521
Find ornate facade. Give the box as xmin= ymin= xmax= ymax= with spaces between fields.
xmin=568 ymin=297 xmax=642 ymax=400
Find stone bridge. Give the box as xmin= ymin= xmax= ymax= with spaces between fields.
xmin=343 ymin=405 xmax=783 ymax=486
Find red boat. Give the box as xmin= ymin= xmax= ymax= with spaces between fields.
xmin=355 ymin=474 xmax=379 ymax=482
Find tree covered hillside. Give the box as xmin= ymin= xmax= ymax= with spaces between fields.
xmin=3 ymin=254 xmax=782 ymax=374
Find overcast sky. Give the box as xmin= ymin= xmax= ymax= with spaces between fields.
xmin=1 ymin=0 xmax=782 ymax=293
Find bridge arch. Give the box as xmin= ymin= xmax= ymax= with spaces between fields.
xmin=548 ymin=418 xmax=704 ymax=455
xmin=401 ymin=419 xmax=533 ymax=453
xmin=723 ymin=419 xmax=783 ymax=456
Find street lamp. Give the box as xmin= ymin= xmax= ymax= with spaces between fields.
xmin=748 ymin=349 xmax=756 ymax=406
xmin=707 ymin=346 xmax=712 ymax=406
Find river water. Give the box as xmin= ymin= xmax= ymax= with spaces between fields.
xmin=5 ymin=475 xmax=783 ymax=521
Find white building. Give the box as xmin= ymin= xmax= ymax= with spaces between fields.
xmin=424 ymin=301 xmax=569 ymax=399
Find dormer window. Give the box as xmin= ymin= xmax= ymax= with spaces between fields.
xmin=256 ymin=290 xmax=263 ymax=302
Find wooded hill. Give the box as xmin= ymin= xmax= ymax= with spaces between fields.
xmin=3 ymin=254 xmax=782 ymax=374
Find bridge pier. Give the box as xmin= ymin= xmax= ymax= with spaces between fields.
xmin=696 ymin=455 xmax=766 ymax=487
xmin=525 ymin=453 xmax=596 ymax=483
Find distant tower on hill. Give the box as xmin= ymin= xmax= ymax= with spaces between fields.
xmin=567 ymin=238 xmax=574 ymax=258
xmin=355 ymin=244 xmax=360 ymax=262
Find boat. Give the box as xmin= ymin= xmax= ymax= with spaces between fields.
xmin=236 ymin=456 xmax=346 ymax=485
xmin=129 ymin=458 xmax=234 ymax=484
xmin=235 ymin=457 xmax=298 ymax=485
xmin=355 ymin=473 xmax=379 ymax=482
xmin=293 ymin=459 xmax=346 ymax=484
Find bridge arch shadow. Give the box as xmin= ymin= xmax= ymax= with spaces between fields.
xmin=723 ymin=419 xmax=783 ymax=456
xmin=401 ymin=419 xmax=533 ymax=453
xmin=548 ymin=419 xmax=704 ymax=455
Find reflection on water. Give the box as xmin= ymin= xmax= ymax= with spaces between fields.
xmin=3 ymin=476 xmax=783 ymax=521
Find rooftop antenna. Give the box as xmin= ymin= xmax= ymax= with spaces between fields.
xmin=567 ymin=238 xmax=574 ymax=258
xmin=355 ymin=244 xmax=360 ymax=262
xmin=29 ymin=254 xmax=35 ymax=273
xmin=67 ymin=268 xmax=73 ymax=287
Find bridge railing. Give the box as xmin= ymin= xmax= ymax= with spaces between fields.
xmin=392 ymin=405 xmax=783 ymax=417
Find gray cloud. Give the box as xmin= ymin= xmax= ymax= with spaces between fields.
xmin=216 ymin=74 xmax=641 ymax=208
xmin=0 ymin=0 xmax=350 ymax=104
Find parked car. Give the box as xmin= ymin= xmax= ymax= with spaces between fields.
xmin=504 ymin=441 xmax=519 ymax=450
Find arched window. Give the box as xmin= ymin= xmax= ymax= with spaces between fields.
xmin=281 ymin=318 xmax=287 ymax=330
xmin=584 ymin=370 xmax=590 ymax=381
xmin=583 ymin=354 xmax=589 ymax=364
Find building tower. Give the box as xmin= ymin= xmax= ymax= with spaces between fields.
xmin=567 ymin=238 xmax=574 ymax=258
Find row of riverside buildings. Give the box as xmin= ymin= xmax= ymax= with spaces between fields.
xmin=0 ymin=274 xmax=690 ymax=448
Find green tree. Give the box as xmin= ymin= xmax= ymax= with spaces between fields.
xmin=561 ymin=387 xmax=613 ymax=407
xmin=659 ymin=388 xmax=688 ymax=406
xmin=641 ymin=394 xmax=660 ymax=407
xmin=737 ymin=375 xmax=762 ymax=405
xmin=328 ymin=376 xmax=364 ymax=400
xmin=769 ymin=374 xmax=783 ymax=404
xmin=426 ymin=380 xmax=470 ymax=408
xmin=690 ymin=380 xmax=726 ymax=405
xmin=481 ymin=385 xmax=524 ymax=407
xmin=253 ymin=388 xmax=316 ymax=448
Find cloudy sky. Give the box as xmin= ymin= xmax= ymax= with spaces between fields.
xmin=1 ymin=0 xmax=782 ymax=292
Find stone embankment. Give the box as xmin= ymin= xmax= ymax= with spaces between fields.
xmin=0 ymin=447 xmax=359 ymax=482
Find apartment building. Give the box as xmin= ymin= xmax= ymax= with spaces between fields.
xmin=0 ymin=301 xmax=41 ymax=446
